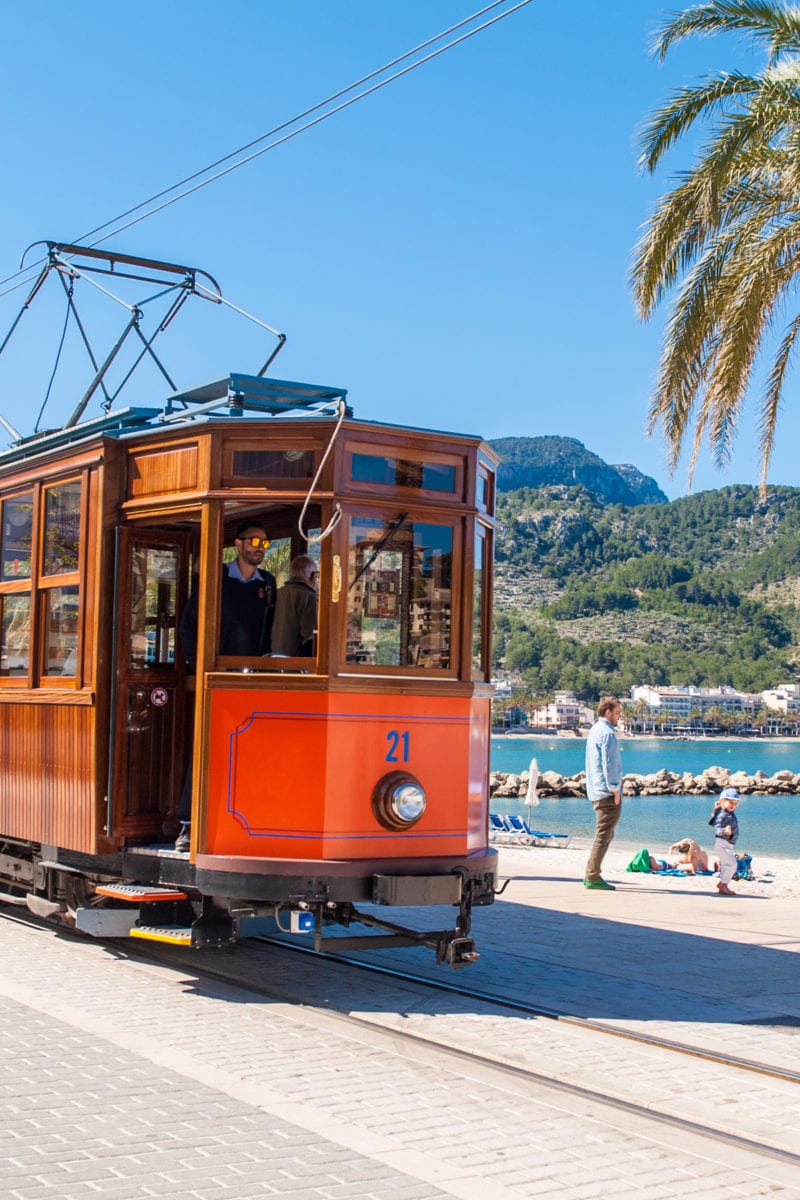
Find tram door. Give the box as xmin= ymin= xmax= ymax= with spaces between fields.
xmin=110 ymin=529 xmax=191 ymax=842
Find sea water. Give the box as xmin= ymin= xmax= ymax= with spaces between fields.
xmin=491 ymin=736 xmax=800 ymax=859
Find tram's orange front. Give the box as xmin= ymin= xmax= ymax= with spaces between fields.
xmin=204 ymin=689 xmax=490 ymax=859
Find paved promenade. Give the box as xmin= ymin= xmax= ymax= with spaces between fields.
xmin=1 ymin=839 xmax=799 ymax=1199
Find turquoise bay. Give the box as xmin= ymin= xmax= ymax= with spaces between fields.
xmin=491 ymin=736 xmax=800 ymax=860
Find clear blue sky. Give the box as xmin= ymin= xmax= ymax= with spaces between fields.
xmin=0 ymin=1 xmax=786 ymax=499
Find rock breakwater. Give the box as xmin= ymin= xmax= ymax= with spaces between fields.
xmin=490 ymin=765 xmax=800 ymax=799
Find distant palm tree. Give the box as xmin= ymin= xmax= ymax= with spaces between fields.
xmin=632 ymin=0 xmax=800 ymax=488
xmin=633 ymin=697 xmax=652 ymax=732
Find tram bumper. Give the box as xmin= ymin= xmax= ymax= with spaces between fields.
xmin=372 ymin=873 xmax=461 ymax=906
xmin=193 ymin=848 xmax=498 ymax=907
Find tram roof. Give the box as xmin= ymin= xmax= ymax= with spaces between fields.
xmin=0 ymin=372 xmax=494 ymax=469
xmin=164 ymin=374 xmax=348 ymax=414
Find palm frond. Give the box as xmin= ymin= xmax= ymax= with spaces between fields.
xmin=759 ymin=311 xmax=800 ymax=489
xmin=646 ymin=244 xmax=734 ymax=465
xmin=652 ymin=2 xmax=800 ymax=65
xmin=634 ymin=3 xmax=800 ymax=486
xmin=638 ymin=72 xmax=759 ymax=172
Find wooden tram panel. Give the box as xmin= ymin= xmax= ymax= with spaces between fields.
xmin=0 ymin=380 xmax=498 ymax=885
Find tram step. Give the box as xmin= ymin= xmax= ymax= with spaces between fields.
xmin=130 ymin=924 xmax=193 ymax=946
xmin=95 ymin=883 xmax=189 ymax=903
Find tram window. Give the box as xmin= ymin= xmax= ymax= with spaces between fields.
xmin=346 ymin=516 xmax=452 ymax=668
xmin=228 ymin=447 xmax=315 ymax=481
xmin=476 ymin=465 xmax=494 ymax=515
xmin=130 ymin=547 xmax=178 ymax=668
xmin=1 ymin=493 xmax=33 ymax=581
xmin=0 ymin=593 xmax=31 ymax=675
xmin=472 ymin=530 xmax=486 ymax=677
xmin=351 ymin=453 xmax=456 ymax=493
xmin=42 ymin=482 xmax=81 ymax=575
xmin=42 ymin=585 xmax=79 ymax=675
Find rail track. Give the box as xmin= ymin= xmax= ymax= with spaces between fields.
xmin=3 ymin=904 xmax=799 ymax=1180
xmin=252 ymin=934 xmax=800 ymax=1086
xmin=125 ymin=925 xmax=800 ymax=1169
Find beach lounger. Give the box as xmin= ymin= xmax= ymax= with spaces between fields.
xmin=488 ymin=812 xmax=507 ymax=842
xmin=507 ymin=814 xmax=571 ymax=849
xmin=489 ymin=813 xmax=530 ymax=845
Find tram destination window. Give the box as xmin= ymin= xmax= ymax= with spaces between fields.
xmin=228 ymin=447 xmax=315 ymax=481
xmin=351 ymin=453 xmax=456 ymax=493
xmin=346 ymin=515 xmax=452 ymax=669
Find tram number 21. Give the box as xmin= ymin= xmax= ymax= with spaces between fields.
xmin=385 ymin=730 xmax=410 ymax=763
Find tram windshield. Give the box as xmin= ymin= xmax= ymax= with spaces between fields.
xmin=346 ymin=514 xmax=452 ymax=669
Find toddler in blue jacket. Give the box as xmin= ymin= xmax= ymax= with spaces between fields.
xmin=709 ymin=787 xmax=740 ymax=896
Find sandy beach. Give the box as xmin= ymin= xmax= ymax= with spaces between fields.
xmin=495 ymin=835 xmax=799 ymax=899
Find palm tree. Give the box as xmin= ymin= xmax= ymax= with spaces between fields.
xmin=633 ymin=696 xmax=652 ymax=733
xmin=632 ymin=1 xmax=800 ymax=488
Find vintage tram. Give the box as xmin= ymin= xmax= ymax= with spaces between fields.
xmin=0 ymin=244 xmax=498 ymax=966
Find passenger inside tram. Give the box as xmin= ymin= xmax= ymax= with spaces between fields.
xmin=271 ymin=554 xmax=318 ymax=657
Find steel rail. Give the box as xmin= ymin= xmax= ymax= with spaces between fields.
xmin=250 ymin=935 xmax=800 ymax=1086
xmin=3 ymin=907 xmax=798 ymax=1171
xmin=122 ymin=929 xmax=800 ymax=1170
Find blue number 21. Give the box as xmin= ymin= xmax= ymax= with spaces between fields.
xmin=385 ymin=730 xmax=410 ymax=762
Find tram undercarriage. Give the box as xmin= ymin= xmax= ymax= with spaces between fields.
xmin=0 ymin=838 xmax=497 ymax=968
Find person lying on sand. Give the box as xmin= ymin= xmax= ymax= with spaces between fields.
xmin=627 ymin=841 xmax=717 ymax=874
xmin=668 ymin=838 xmax=712 ymax=874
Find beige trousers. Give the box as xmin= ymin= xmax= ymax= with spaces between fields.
xmin=585 ymin=798 xmax=622 ymax=881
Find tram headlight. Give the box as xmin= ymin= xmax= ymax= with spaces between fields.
xmin=372 ymin=771 xmax=427 ymax=831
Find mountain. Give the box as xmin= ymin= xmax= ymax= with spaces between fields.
xmin=488 ymin=435 xmax=668 ymax=506
xmin=492 ymin=479 xmax=800 ymax=701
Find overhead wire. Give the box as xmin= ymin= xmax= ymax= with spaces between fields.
xmin=75 ymin=0 xmax=521 ymax=251
xmin=86 ymin=0 xmax=536 ymax=247
xmin=0 ymin=0 xmax=535 ymax=300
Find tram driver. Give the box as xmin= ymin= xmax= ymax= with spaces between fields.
xmin=174 ymin=520 xmax=277 ymax=851
xmin=179 ymin=519 xmax=277 ymax=669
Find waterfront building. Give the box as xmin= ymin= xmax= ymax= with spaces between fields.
xmin=530 ymin=691 xmax=581 ymax=731
xmin=761 ymin=684 xmax=800 ymax=714
xmin=629 ymin=684 xmax=760 ymax=733
xmin=630 ymin=683 xmax=800 ymax=736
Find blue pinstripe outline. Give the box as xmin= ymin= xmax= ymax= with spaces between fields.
xmin=224 ymin=707 xmax=482 ymax=838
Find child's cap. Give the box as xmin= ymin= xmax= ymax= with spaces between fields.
xmin=720 ymin=787 xmax=741 ymax=801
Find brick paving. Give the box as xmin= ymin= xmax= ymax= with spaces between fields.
xmin=1 ymin=841 xmax=799 ymax=1200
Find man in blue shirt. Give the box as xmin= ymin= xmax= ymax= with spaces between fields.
xmin=180 ymin=521 xmax=277 ymax=668
xmin=584 ymin=696 xmax=623 ymax=890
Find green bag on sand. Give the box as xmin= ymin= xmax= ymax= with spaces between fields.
xmin=626 ymin=848 xmax=652 ymax=872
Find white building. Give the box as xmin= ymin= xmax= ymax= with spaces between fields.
xmin=629 ymin=685 xmax=760 ymax=725
xmin=530 ymin=691 xmax=581 ymax=731
xmin=761 ymin=684 xmax=800 ymax=713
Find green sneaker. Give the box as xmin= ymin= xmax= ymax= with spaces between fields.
xmin=583 ymin=878 xmax=615 ymax=890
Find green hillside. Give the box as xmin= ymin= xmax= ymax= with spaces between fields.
xmin=493 ymin=482 xmax=800 ymax=700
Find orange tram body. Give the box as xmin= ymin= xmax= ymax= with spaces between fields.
xmin=0 ymin=256 xmax=499 ymax=966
